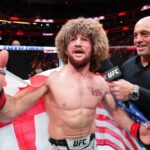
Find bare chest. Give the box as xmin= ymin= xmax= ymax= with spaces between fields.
xmin=49 ymin=80 xmax=103 ymax=109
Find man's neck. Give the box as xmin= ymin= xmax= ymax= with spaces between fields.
xmin=141 ymin=56 xmax=150 ymax=67
xmin=66 ymin=63 xmax=91 ymax=77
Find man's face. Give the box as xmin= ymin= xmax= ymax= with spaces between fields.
xmin=134 ymin=19 xmax=150 ymax=57
xmin=65 ymin=34 xmax=92 ymax=68
xmin=12 ymin=40 xmax=20 ymax=46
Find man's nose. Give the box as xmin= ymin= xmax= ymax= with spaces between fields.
xmin=75 ymin=39 xmax=82 ymax=46
xmin=135 ymin=34 xmax=143 ymax=42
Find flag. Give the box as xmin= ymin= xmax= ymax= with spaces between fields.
xmin=96 ymin=103 xmax=142 ymax=150
xmin=0 ymin=68 xmax=143 ymax=150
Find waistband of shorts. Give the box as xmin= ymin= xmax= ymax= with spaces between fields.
xmin=49 ymin=133 xmax=95 ymax=146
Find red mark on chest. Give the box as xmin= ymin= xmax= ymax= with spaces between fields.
xmin=88 ymin=86 xmax=102 ymax=96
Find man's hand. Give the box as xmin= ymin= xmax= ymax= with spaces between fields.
xmin=109 ymin=79 xmax=134 ymax=101
xmin=140 ymin=122 xmax=150 ymax=145
xmin=0 ymin=50 xmax=9 ymax=90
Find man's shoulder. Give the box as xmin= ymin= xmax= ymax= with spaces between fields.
xmin=93 ymin=72 xmax=103 ymax=79
xmin=122 ymin=55 xmax=137 ymax=67
xmin=40 ymin=67 xmax=62 ymax=76
xmin=93 ymin=73 xmax=109 ymax=93
xmin=93 ymin=72 xmax=106 ymax=83
xmin=48 ymin=68 xmax=61 ymax=80
xmin=94 ymin=72 xmax=103 ymax=77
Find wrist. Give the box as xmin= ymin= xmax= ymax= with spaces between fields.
xmin=0 ymin=88 xmax=6 ymax=109
xmin=0 ymin=68 xmax=6 ymax=75
xmin=130 ymin=122 xmax=140 ymax=139
xmin=129 ymin=84 xmax=140 ymax=101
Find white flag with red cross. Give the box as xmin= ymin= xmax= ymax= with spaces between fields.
xmin=0 ymin=68 xmax=142 ymax=150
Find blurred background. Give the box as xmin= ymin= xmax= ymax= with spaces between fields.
xmin=0 ymin=0 xmax=149 ymax=78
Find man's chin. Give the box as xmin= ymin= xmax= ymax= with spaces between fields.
xmin=137 ymin=50 xmax=148 ymax=56
xmin=70 ymin=60 xmax=89 ymax=68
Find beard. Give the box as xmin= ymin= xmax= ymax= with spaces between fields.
xmin=68 ymin=54 xmax=91 ymax=69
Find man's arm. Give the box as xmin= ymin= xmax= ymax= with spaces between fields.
xmin=102 ymin=88 xmax=150 ymax=145
xmin=102 ymin=91 xmax=133 ymax=131
xmin=109 ymin=79 xmax=150 ymax=103
xmin=0 ymin=85 xmax=48 ymax=123
xmin=0 ymin=50 xmax=48 ymax=123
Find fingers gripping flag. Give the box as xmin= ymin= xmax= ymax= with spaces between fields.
xmin=0 ymin=70 xmax=50 ymax=150
xmin=0 ymin=68 xmax=142 ymax=150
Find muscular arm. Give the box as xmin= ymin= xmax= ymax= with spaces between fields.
xmin=0 ymin=50 xmax=49 ymax=123
xmin=96 ymin=75 xmax=134 ymax=130
xmin=102 ymin=91 xmax=134 ymax=131
xmin=102 ymin=82 xmax=150 ymax=145
xmin=0 ymin=85 xmax=48 ymax=123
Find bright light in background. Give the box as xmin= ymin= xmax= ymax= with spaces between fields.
xmin=13 ymin=21 xmax=31 ymax=25
xmin=118 ymin=12 xmax=126 ymax=16
xmin=10 ymin=16 xmax=19 ymax=21
xmin=42 ymin=33 xmax=54 ymax=36
xmin=141 ymin=5 xmax=150 ymax=11
xmin=93 ymin=16 xmax=105 ymax=21
xmin=34 ymin=19 xmax=54 ymax=23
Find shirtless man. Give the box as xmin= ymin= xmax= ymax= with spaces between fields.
xmin=0 ymin=18 xmax=150 ymax=150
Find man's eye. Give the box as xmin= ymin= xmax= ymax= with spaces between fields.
xmin=142 ymin=33 xmax=149 ymax=37
xmin=70 ymin=38 xmax=76 ymax=41
xmin=141 ymin=31 xmax=150 ymax=37
xmin=82 ymin=38 xmax=89 ymax=41
xmin=133 ymin=34 xmax=137 ymax=38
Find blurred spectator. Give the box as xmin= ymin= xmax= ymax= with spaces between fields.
xmin=29 ymin=52 xmax=59 ymax=77
xmin=12 ymin=40 xmax=21 ymax=46
xmin=6 ymin=40 xmax=32 ymax=79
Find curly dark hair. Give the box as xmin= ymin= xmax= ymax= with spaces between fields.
xmin=55 ymin=17 xmax=109 ymax=72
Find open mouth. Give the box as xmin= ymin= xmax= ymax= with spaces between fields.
xmin=73 ymin=50 xmax=85 ymax=56
xmin=74 ymin=49 xmax=84 ymax=54
xmin=136 ymin=45 xmax=147 ymax=50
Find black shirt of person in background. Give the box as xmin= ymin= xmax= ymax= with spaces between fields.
xmin=6 ymin=40 xmax=32 ymax=79
xmin=121 ymin=55 xmax=150 ymax=120
xmin=6 ymin=51 xmax=32 ymax=79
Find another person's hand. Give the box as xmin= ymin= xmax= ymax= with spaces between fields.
xmin=140 ymin=122 xmax=150 ymax=145
xmin=109 ymin=79 xmax=134 ymax=101
xmin=0 ymin=50 xmax=9 ymax=90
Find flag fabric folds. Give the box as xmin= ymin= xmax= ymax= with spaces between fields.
xmin=0 ymin=69 xmax=143 ymax=150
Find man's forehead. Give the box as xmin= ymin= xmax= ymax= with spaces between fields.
xmin=134 ymin=21 xmax=150 ymax=33
xmin=71 ymin=33 xmax=90 ymax=37
xmin=136 ymin=17 xmax=150 ymax=26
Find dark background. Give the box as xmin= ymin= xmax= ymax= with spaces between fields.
xmin=0 ymin=0 xmax=149 ymax=78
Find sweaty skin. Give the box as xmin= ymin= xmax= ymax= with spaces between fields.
xmin=45 ymin=67 xmax=107 ymax=139
xmin=43 ymin=34 xmax=132 ymax=140
xmin=43 ymin=34 xmax=108 ymax=139
xmin=0 ymin=18 xmax=150 ymax=145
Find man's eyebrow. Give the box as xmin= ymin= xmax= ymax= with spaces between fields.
xmin=134 ymin=30 xmax=150 ymax=34
xmin=139 ymin=30 xmax=150 ymax=33
xmin=141 ymin=30 xmax=150 ymax=32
